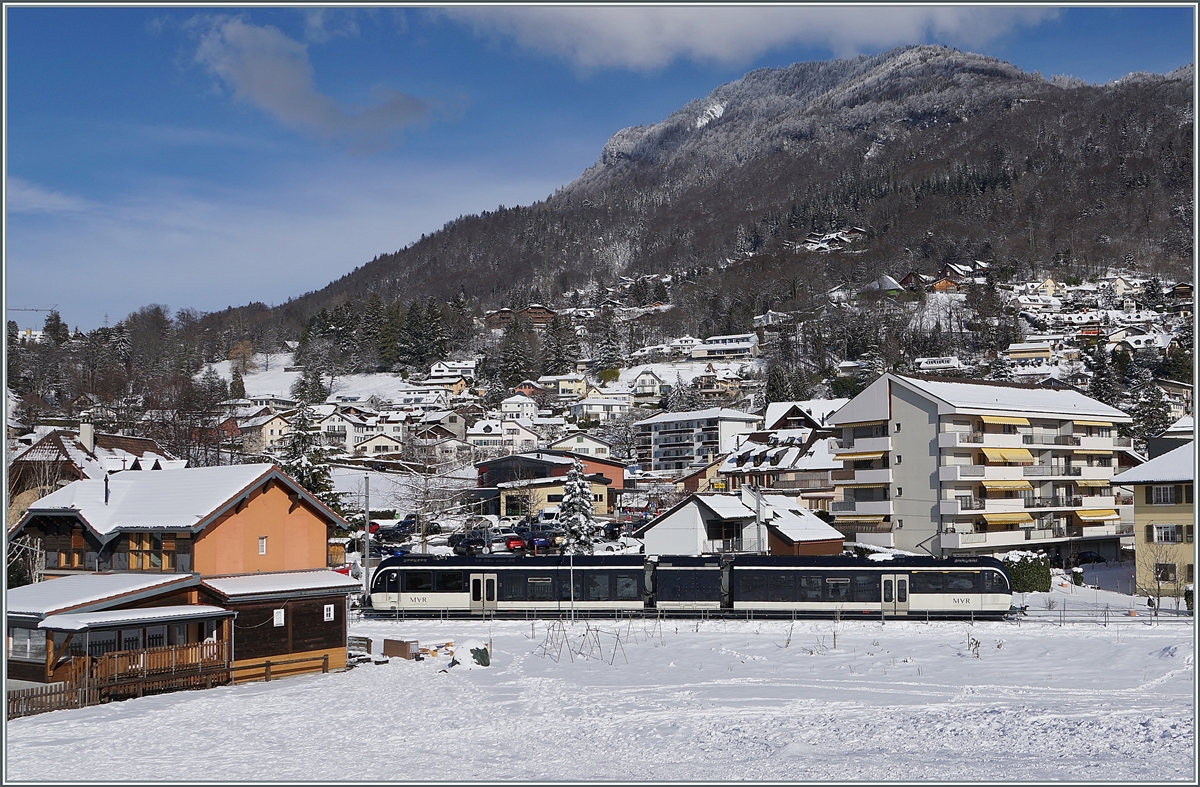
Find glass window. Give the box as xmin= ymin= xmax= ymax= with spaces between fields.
xmin=405 ymin=571 xmax=433 ymax=592
xmin=1153 ymin=486 xmax=1177 ymax=504
xmin=798 ymin=574 xmax=823 ymax=601
xmin=1154 ymin=563 xmax=1177 ymax=582
xmin=852 ymin=574 xmax=880 ymax=602
xmin=500 ymin=577 xmax=526 ymax=601
xmin=768 ymin=572 xmax=795 ymax=602
xmin=983 ymin=571 xmax=1010 ymax=593
xmin=615 ymin=574 xmax=639 ymax=600
xmin=585 ymin=574 xmax=610 ymax=601
xmin=825 ymin=577 xmax=851 ymax=602
xmin=436 ymin=572 xmax=464 ymax=592
xmin=528 ymin=578 xmax=554 ymax=601
xmin=737 ymin=573 xmax=767 ymax=602
xmin=910 ymin=572 xmax=944 ymax=593
xmin=945 ymin=572 xmax=979 ymax=592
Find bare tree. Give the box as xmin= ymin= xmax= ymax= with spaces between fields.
xmin=1136 ymin=535 xmax=1189 ymax=617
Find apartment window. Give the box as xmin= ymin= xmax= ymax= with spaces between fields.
xmin=1154 ymin=563 xmax=1177 ymax=583
xmin=273 ymin=609 xmax=285 ymax=627
xmin=324 ymin=604 xmax=335 ymax=622
xmin=895 ymin=455 xmax=902 ymax=465
xmin=1151 ymin=486 xmax=1178 ymax=505
xmin=894 ymin=423 xmax=901 ymax=432
xmin=259 ymin=536 xmax=268 ymax=555
xmin=896 ymin=487 xmax=903 ymax=497
xmin=1152 ymin=525 xmax=1183 ymax=544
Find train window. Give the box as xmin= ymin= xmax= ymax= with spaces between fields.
xmin=852 ymin=574 xmax=880 ymax=602
xmin=528 ymin=578 xmax=554 ymax=601
xmin=946 ymin=572 xmax=979 ymax=592
xmin=798 ymin=575 xmax=822 ymax=601
xmin=500 ymin=576 xmax=526 ymax=601
xmin=897 ymin=579 xmax=907 ymax=603
xmin=436 ymin=572 xmax=465 ymax=592
xmin=983 ymin=571 xmax=1010 ymax=593
xmin=661 ymin=570 xmax=721 ymax=602
xmin=825 ymin=577 xmax=851 ymax=602
xmin=380 ymin=570 xmax=400 ymax=593
xmin=909 ymin=573 xmax=943 ymax=593
xmin=883 ymin=579 xmax=893 ymax=603
xmin=559 ymin=575 xmax=583 ymax=602
xmin=585 ymin=574 xmax=611 ymax=601
xmin=615 ymin=574 xmax=639 ymax=600
xmin=405 ymin=571 xmax=433 ymax=592
xmin=737 ymin=573 xmax=767 ymax=602
xmin=471 ymin=578 xmax=481 ymax=602
xmin=768 ymin=572 xmax=795 ymax=602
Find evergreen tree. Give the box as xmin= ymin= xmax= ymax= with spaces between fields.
xmin=378 ymin=299 xmax=406 ymax=370
xmin=989 ymin=354 xmax=1014 ymax=382
xmin=664 ymin=373 xmax=689 ymax=412
xmin=230 ymin=369 xmax=246 ymax=400
xmin=424 ymin=298 xmax=449 ymax=364
xmin=559 ymin=461 xmax=599 ymax=555
xmin=484 ymin=374 xmax=508 ymax=408
xmin=399 ymin=301 xmax=430 ymax=369
xmin=42 ymin=310 xmax=71 ymax=347
xmin=1141 ymin=276 xmax=1164 ymax=309
xmin=540 ymin=315 xmax=580 ymax=376
xmin=358 ymin=293 xmax=386 ymax=371
xmin=1127 ymin=379 xmax=1173 ymax=444
xmin=291 ymin=366 xmax=329 ymax=404
xmin=594 ymin=312 xmax=623 ymax=371
xmin=446 ymin=291 xmax=475 ymax=353
xmin=1086 ymin=345 xmax=1120 ymax=406
xmin=275 ymin=403 xmax=342 ymax=514
xmin=497 ymin=318 xmax=538 ymax=386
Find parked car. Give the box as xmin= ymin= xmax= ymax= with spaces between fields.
xmin=453 ymin=534 xmax=486 ymax=556
xmin=517 ymin=528 xmax=554 ymax=552
xmin=1070 ymin=551 xmax=1108 ymax=567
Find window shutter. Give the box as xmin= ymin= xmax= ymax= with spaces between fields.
xmin=1145 ymin=525 xmax=1155 ymax=543
xmin=1187 ymin=485 xmax=1194 ymax=504
xmin=1145 ymin=486 xmax=1153 ymax=504
xmin=1187 ymin=525 xmax=1194 ymax=544
xmin=1173 ymin=485 xmax=1183 ymax=505
xmin=1176 ymin=525 xmax=1185 ymax=542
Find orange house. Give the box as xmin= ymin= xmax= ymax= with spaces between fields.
xmin=13 ymin=464 xmax=345 ymax=577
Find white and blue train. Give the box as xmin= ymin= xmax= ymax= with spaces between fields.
xmin=367 ymin=553 xmax=1014 ymax=619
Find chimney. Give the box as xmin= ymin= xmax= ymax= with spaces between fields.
xmin=80 ymin=412 xmax=95 ymax=454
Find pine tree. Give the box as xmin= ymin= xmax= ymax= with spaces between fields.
xmin=1087 ymin=345 xmax=1120 ymax=406
xmin=541 ymin=315 xmax=579 ymax=376
xmin=400 ymin=301 xmax=429 ymax=369
xmin=664 ymin=373 xmax=689 ymax=412
xmin=230 ymin=369 xmax=246 ymax=399
xmin=559 ymin=461 xmax=598 ymax=555
xmin=1128 ymin=380 xmax=1172 ymax=443
xmin=275 ymin=403 xmax=343 ymax=514
xmin=594 ymin=312 xmax=624 ymax=371
xmin=424 ymin=298 xmax=449 ymax=364
xmin=497 ymin=318 xmax=537 ymax=386
xmin=989 ymin=354 xmax=1014 ymax=382
xmin=484 ymin=375 xmax=508 ymax=408
xmin=291 ymin=366 xmax=329 ymax=404
xmin=358 ymin=294 xmax=386 ymax=371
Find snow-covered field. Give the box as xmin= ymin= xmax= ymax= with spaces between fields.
xmin=5 ymin=582 xmax=1193 ymax=782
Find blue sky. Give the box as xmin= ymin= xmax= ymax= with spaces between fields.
xmin=4 ymin=5 xmax=1194 ymax=332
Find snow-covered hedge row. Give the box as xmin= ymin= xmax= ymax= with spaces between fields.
xmin=1001 ymin=551 xmax=1051 ymax=593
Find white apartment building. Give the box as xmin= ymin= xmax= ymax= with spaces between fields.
xmin=500 ymin=394 xmax=539 ymax=421
xmin=827 ymin=374 xmax=1133 ymax=560
xmin=635 ymin=408 xmax=762 ymax=471
xmin=690 ymin=333 xmax=760 ymax=360
xmin=568 ymin=396 xmax=631 ymax=423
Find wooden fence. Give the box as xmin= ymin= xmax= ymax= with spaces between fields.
xmin=8 ymin=684 xmax=100 ymax=721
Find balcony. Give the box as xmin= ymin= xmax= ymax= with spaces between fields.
xmin=838 ymin=435 xmax=892 ymax=455
xmin=939 ymin=496 xmax=986 ymax=516
xmin=702 ymin=537 xmax=765 ymax=554
xmin=1023 ymin=465 xmax=1082 ymax=477
xmin=1022 ymin=434 xmax=1080 ymax=446
xmin=937 ymin=431 xmax=1024 ymax=449
xmin=832 ymin=499 xmax=893 ymax=516
xmin=939 ymin=464 xmax=1026 ymax=482
xmin=839 ymin=468 xmax=893 ymax=486
xmin=1024 ymin=496 xmax=1072 ymax=509
xmin=941 ymin=520 xmax=1130 ymax=550
xmin=831 ymin=468 xmax=857 ymax=481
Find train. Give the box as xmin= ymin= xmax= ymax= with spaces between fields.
xmin=365 ymin=552 xmax=1015 ymax=619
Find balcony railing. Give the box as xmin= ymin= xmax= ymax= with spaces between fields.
xmin=1025 ymin=496 xmax=1071 ymax=508
xmin=831 ymin=500 xmax=857 ymax=512
xmin=1022 ymin=434 xmax=1081 ymax=446
xmin=702 ymin=537 xmax=764 ymax=553
xmin=955 ymin=496 xmax=987 ymax=511
xmin=1023 ymin=465 xmax=1081 ymax=477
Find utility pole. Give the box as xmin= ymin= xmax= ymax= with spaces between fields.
xmin=361 ymin=474 xmax=371 ymax=607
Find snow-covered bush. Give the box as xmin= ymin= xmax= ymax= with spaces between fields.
xmin=1072 ymin=566 xmax=1084 ymax=586
xmin=1002 ymin=551 xmax=1051 ymax=593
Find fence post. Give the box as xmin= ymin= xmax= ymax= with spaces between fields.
xmin=264 ymin=661 xmax=272 ymax=682
xmin=323 ymin=654 xmax=329 ymax=674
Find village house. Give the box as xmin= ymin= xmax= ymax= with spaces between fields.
xmin=690 ymin=333 xmax=760 ymax=360
xmin=568 ymin=396 xmax=632 ymax=423
xmin=548 ymin=432 xmax=615 ymax=458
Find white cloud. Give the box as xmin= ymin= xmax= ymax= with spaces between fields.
xmin=192 ymin=17 xmax=431 ymax=146
xmin=7 ymin=177 xmax=95 ymax=214
xmin=441 ymin=6 xmax=1060 ymax=70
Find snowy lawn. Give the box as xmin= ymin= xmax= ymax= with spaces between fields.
xmin=6 ymin=585 xmax=1193 ymax=782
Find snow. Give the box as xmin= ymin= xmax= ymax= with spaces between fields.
xmin=202 ymin=570 xmax=361 ymax=599
xmin=6 ymin=580 xmax=1192 ymax=781
xmin=7 ymin=573 xmax=196 ymax=618
xmin=896 ymin=375 xmax=1134 ymax=422
xmin=40 ymin=605 xmax=229 ymax=632
xmin=1113 ymin=441 xmax=1194 ymax=485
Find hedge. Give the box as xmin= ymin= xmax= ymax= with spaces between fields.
xmin=1002 ymin=551 xmax=1051 ymax=593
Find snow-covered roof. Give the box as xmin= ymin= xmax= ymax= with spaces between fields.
xmin=202 ymin=570 xmax=361 ymax=600
xmin=760 ymin=497 xmax=843 ymax=543
xmin=21 ymin=464 xmax=341 ymax=539
xmin=695 ymin=495 xmax=756 ymax=519
xmin=40 ymin=605 xmax=231 ymax=632
xmin=6 ymin=573 xmax=197 ymax=618
xmin=763 ymin=399 xmax=848 ymax=429
xmin=635 ymin=408 xmax=761 ymax=426
xmin=1112 ymin=442 xmax=1194 ymax=485
xmin=894 ymin=376 xmax=1131 ymax=423
xmin=1162 ymin=415 xmax=1194 ymax=436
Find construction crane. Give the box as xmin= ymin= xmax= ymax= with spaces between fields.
xmin=8 ymin=305 xmax=57 ymax=312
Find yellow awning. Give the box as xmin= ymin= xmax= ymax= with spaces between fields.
xmin=1074 ymin=478 xmax=1112 ymax=488
xmin=980 ymin=415 xmax=1030 ymax=426
xmin=834 ymin=451 xmax=884 ymax=461
xmin=982 ymin=512 xmax=1035 ymax=525
xmin=981 ymin=480 xmax=1033 ymax=490
xmin=833 ymin=515 xmax=886 ymax=524
xmin=1001 ymin=448 xmax=1035 ymax=462
xmin=1072 ymin=420 xmax=1113 ymax=427
xmin=1075 ymin=509 xmax=1120 ymax=522
xmin=1073 ymin=449 xmax=1114 ymax=455
xmin=981 ymin=448 xmax=1007 ymax=462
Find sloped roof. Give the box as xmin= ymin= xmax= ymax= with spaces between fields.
xmin=759 ymin=495 xmax=844 ymax=543
xmin=10 ymin=430 xmax=180 ymax=478
xmin=40 ymin=605 xmax=230 ymax=632
xmin=20 ymin=464 xmax=344 ymax=539
xmin=202 ymin=570 xmax=360 ymax=600
xmin=7 ymin=573 xmax=198 ymax=618
xmin=1112 ymin=442 xmax=1194 ymax=485
xmin=891 ymin=375 xmax=1132 ymax=422
xmin=634 ymin=407 xmax=760 ymax=426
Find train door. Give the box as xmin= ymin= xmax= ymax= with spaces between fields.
xmin=880 ymin=573 xmax=909 ymax=616
xmin=470 ymin=573 xmax=497 ymax=613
